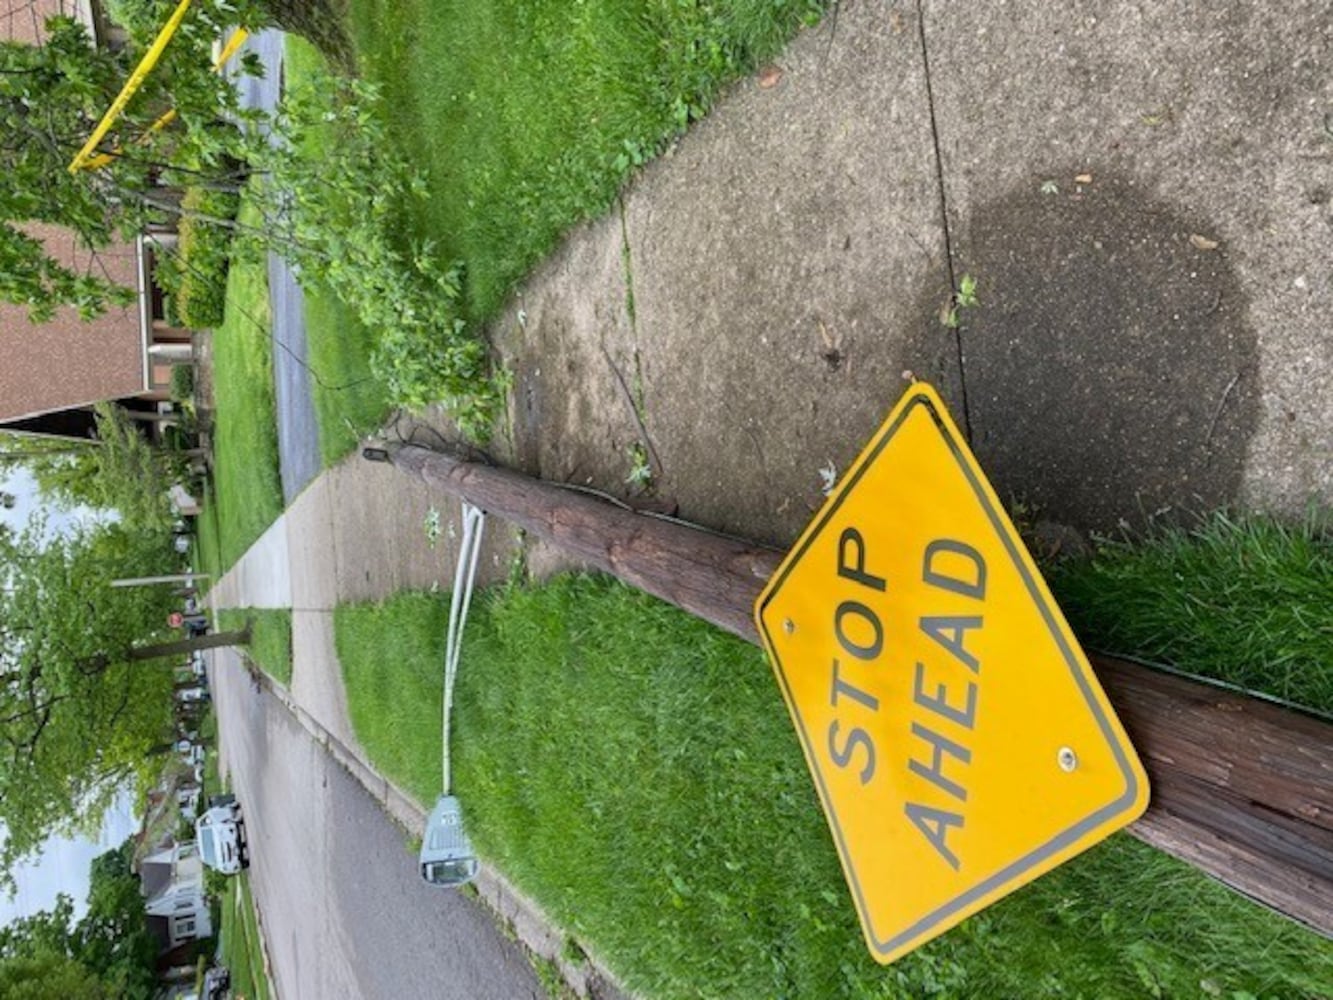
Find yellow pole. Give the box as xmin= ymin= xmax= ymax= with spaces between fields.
xmin=67 ymin=0 xmax=195 ymax=173
xmin=79 ymin=27 xmax=251 ymax=171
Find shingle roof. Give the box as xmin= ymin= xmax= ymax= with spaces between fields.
xmin=0 ymin=224 xmax=147 ymax=423
xmin=1 ymin=2 xmax=148 ymax=423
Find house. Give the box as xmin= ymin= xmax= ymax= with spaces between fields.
xmin=139 ymin=840 xmax=213 ymax=958
xmin=1 ymin=0 xmax=194 ymax=441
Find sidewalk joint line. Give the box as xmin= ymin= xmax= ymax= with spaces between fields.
xmin=915 ymin=0 xmax=973 ymax=442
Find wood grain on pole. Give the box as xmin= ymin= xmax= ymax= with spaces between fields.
xmin=390 ymin=444 xmax=1333 ymax=937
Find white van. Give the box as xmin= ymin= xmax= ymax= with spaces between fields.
xmin=196 ymin=795 xmax=248 ymax=875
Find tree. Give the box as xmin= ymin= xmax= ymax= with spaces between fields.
xmin=77 ymin=842 xmax=157 ymax=998
xmin=0 ymin=520 xmax=178 ymax=881
xmin=0 ymin=17 xmax=141 ymax=322
xmin=0 ymin=9 xmax=262 ymax=320
xmin=0 ymin=840 xmax=155 ymax=999
xmin=6 ymin=403 xmax=186 ymax=531
xmin=3 ymin=4 xmax=500 ymax=427
xmin=0 ymin=952 xmax=108 ymax=1000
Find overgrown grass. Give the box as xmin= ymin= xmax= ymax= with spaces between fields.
xmin=218 ymin=608 xmax=293 ymax=686
xmin=220 ymin=875 xmax=272 ymax=1000
xmin=1051 ymin=511 xmax=1332 ymax=710
xmin=340 ymin=0 xmax=826 ymax=322
xmin=337 ymin=564 xmax=1332 ymax=999
xmin=284 ymin=34 xmax=389 ymax=465
xmin=205 ymin=193 xmax=284 ymax=571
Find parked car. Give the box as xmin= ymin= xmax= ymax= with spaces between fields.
xmin=197 ymin=795 xmax=248 ymax=875
xmin=176 ymin=685 xmax=210 ymax=705
xmin=202 ymin=965 xmax=231 ymax=999
xmin=177 ymin=785 xmax=200 ymax=820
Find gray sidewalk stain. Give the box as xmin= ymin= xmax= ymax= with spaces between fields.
xmin=951 ymin=173 xmax=1259 ymax=533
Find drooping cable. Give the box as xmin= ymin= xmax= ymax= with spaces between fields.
xmin=442 ymin=501 xmax=486 ymax=795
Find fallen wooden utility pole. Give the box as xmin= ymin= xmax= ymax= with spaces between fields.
xmin=384 ymin=443 xmax=1333 ymax=938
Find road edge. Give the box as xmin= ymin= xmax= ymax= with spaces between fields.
xmin=255 ymin=668 xmax=634 ymax=1000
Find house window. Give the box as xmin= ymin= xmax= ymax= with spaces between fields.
xmin=175 ymin=917 xmax=195 ymax=939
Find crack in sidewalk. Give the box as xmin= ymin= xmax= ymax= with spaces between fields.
xmin=915 ymin=0 xmax=973 ymax=442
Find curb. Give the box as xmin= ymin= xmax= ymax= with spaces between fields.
xmin=255 ymin=668 xmax=633 ymax=1000
xmin=239 ymin=874 xmax=281 ymax=1000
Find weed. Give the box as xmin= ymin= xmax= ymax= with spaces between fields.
xmin=940 ymin=273 xmax=980 ymax=328
xmin=560 ymin=936 xmax=586 ymax=966
xmin=529 ymin=954 xmax=573 ymax=999
xmin=625 ymin=443 xmax=653 ymax=489
xmin=423 ymin=506 xmax=443 ymax=549
xmin=957 ymin=273 xmax=979 ymax=309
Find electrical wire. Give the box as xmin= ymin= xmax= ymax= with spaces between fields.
xmin=441 ymin=501 xmax=485 ymax=794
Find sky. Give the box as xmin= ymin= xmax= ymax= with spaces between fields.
xmin=1 ymin=466 xmax=139 ymax=927
xmin=1 ymin=464 xmax=103 ymax=539
xmin=0 ymin=790 xmax=139 ymax=927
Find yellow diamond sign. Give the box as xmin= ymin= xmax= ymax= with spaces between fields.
xmin=755 ymin=383 xmax=1149 ymax=964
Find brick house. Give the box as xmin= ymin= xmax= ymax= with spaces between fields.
xmin=1 ymin=0 xmax=192 ymax=440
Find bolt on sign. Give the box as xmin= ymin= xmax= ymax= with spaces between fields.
xmin=755 ymin=383 xmax=1149 ymax=964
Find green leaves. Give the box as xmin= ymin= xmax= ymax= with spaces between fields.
xmin=240 ymin=70 xmax=503 ymax=435
xmin=0 ymin=840 xmax=155 ymax=998
xmin=939 ymin=273 xmax=980 ymax=329
xmin=0 ymin=522 xmax=178 ymax=885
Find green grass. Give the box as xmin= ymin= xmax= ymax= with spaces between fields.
xmin=340 ymin=0 xmax=825 ymax=323
xmin=193 ymin=483 xmax=222 ymax=587
xmin=337 ymin=564 xmax=1332 ymax=1000
xmin=1051 ymin=511 xmax=1332 ymax=711
xmin=303 ymin=281 xmax=387 ymax=465
xmin=337 ymin=592 xmax=447 ymax=800
xmin=284 ymin=34 xmax=390 ymax=465
xmin=218 ymin=608 xmax=294 ymax=686
xmin=200 ymin=708 xmax=220 ymax=798
xmin=204 ymin=193 xmax=284 ymax=570
xmin=220 ymin=875 xmax=272 ymax=1000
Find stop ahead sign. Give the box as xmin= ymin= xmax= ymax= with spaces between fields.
xmin=755 ymin=383 xmax=1149 ymax=964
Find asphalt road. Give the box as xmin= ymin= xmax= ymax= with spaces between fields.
xmin=232 ymin=28 xmax=322 ymax=504
xmin=209 ymin=645 xmax=545 ymax=1000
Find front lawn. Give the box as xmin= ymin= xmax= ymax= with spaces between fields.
xmin=204 ymin=194 xmax=284 ymax=570
xmin=334 ymin=510 xmax=1333 ymax=998
xmin=339 ymin=0 xmax=826 ymax=322
xmin=220 ymin=874 xmax=272 ymax=1000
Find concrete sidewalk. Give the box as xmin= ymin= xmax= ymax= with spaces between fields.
xmin=213 ymin=2 xmax=1331 ymax=995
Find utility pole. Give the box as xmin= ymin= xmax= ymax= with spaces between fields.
xmin=111 ymin=572 xmax=209 ymax=588
xmin=379 ymin=443 xmax=1333 ymax=938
